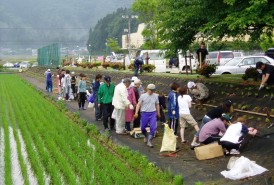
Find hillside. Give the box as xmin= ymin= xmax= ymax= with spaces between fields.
xmin=0 ymin=0 xmax=134 ymax=48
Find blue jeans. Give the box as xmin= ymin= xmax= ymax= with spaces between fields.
xmin=134 ymin=66 xmax=139 ymax=76
xmin=46 ymin=81 xmax=52 ymax=92
xmin=195 ymin=115 xmax=212 ymax=137
xmin=94 ymin=92 xmax=101 ymax=120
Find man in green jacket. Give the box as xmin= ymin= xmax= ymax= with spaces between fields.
xmin=98 ymin=76 xmax=115 ymax=130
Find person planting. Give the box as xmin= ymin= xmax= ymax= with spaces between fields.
xmin=199 ymin=114 xmax=231 ymax=144
xmin=256 ymin=61 xmax=274 ymax=90
xmin=134 ymin=84 xmax=160 ymax=148
xmin=187 ymin=81 xmax=209 ymax=102
xmin=195 ymin=100 xmax=233 ymax=142
xmin=220 ymin=117 xmax=257 ymax=155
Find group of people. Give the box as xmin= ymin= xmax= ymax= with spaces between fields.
xmin=44 ymin=67 xmax=258 ymax=154
xmin=45 ymin=68 xmax=88 ymax=109
xmin=87 ymin=74 xmax=257 ymax=153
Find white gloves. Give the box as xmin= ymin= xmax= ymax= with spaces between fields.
xmin=172 ymin=110 xmax=175 ymax=115
xmin=129 ymin=104 xmax=134 ymax=110
xmin=259 ymin=84 xmax=264 ymax=90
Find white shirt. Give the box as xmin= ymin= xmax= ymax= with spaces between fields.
xmin=112 ymin=83 xmax=130 ymax=110
xmin=178 ymin=95 xmax=192 ymax=115
xmin=220 ymin=122 xmax=245 ymax=144
xmin=61 ymin=77 xmax=65 ymax=88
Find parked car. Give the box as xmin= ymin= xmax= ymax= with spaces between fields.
xmin=178 ymin=51 xmax=197 ymax=71
xmin=3 ymin=62 xmax=14 ymax=68
xmin=265 ymin=48 xmax=274 ymax=59
xmin=32 ymin=62 xmax=38 ymax=67
xmin=233 ymin=51 xmax=244 ymax=57
xmin=14 ymin=63 xmax=20 ymax=68
xmin=207 ymin=51 xmax=234 ymax=66
xmin=20 ymin=61 xmax=31 ymax=68
xmin=140 ymin=50 xmax=166 ymax=73
xmin=215 ymin=56 xmax=274 ymax=75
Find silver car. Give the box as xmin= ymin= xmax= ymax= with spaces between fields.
xmin=215 ymin=56 xmax=274 ymax=75
xmin=20 ymin=61 xmax=31 ymax=68
xmin=207 ymin=51 xmax=234 ymax=66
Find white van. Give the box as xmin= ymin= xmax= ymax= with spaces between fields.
xmin=178 ymin=51 xmax=198 ymax=72
xmin=140 ymin=50 xmax=166 ymax=73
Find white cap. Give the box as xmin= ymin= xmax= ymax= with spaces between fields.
xmin=134 ymin=79 xmax=141 ymax=84
xmin=187 ymin=81 xmax=196 ymax=89
xmin=131 ymin=76 xmax=138 ymax=82
xmin=147 ymin=84 xmax=156 ymax=90
xmin=47 ymin=69 xmax=50 ymax=72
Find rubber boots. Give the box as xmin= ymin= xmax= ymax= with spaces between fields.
xmin=147 ymin=135 xmax=153 ymax=148
xmin=143 ymin=132 xmax=147 ymax=143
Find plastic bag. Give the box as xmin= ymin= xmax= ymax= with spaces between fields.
xmin=87 ymin=102 xmax=94 ymax=108
xmin=111 ymin=108 xmax=117 ymax=119
xmin=160 ymin=124 xmax=177 ymax=152
xmin=221 ymin=156 xmax=268 ymax=180
xmin=88 ymin=93 xmax=95 ymax=103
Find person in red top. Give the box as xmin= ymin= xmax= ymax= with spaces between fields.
xmin=125 ymin=84 xmax=136 ymax=131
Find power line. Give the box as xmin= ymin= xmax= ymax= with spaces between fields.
xmin=0 ymin=27 xmax=90 ymax=30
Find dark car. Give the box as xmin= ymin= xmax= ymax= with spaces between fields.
xmin=14 ymin=63 xmax=20 ymax=68
xmin=265 ymin=48 xmax=274 ymax=59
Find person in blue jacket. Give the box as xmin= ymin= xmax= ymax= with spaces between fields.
xmin=167 ymin=82 xmax=180 ymax=135
xmin=92 ymin=74 xmax=102 ymax=121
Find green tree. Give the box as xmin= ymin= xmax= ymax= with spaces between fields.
xmin=106 ymin=38 xmax=121 ymax=52
xmin=132 ymin=0 xmax=274 ymax=53
xmin=87 ymin=8 xmax=140 ymax=54
xmin=132 ymin=0 xmax=161 ymax=50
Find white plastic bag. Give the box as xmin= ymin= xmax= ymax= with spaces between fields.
xmin=160 ymin=124 xmax=177 ymax=152
xmin=221 ymin=156 xmax=268 ymax=180
xmin=87 ymin=102 xmax=94 ymax=108
xmin=111 ymin=108 xmax=117 ymax=119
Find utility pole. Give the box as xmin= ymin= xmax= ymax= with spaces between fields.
xmin=122 ymin=15 xmax=138 ymax=59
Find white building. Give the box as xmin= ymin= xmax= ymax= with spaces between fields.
xmin=122 ymin=23 xmax=145 ymax=49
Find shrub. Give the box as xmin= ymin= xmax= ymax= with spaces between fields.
xmin=110 ymin=62 xmax=124 ymax=70
xmin=80 ymin=62 xmax=88 ymax=68
xmin=142 ymin=64 xmax=156 ymax=72
xmin=128 ymin=63 xmax=134 ymax=70
xmin=87 ymin=63 xmax=94 ymax=69
xmin=196 ymin=64 xmax=216 ymax=78
xmin=93 ymin=62 xmax=101 ymax=68
xmin=63 ymin=61 xmax=72 ymax=66
xmin=102 ymin=62 xmax=110 ymax=69
xmin=242 ymin=67 xmax=259 ymax=81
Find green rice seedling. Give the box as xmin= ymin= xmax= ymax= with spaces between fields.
xmin=1 ymin=75 xmax=179 ymax=184
xmin=0 ymin=93 xmax=12 ymax=185
xmin=7 ymin=108 xmax=29 ymax=185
